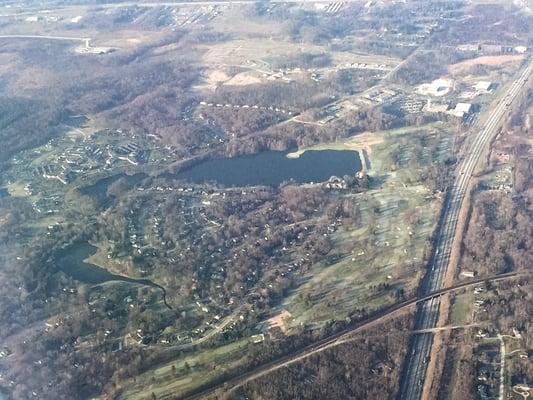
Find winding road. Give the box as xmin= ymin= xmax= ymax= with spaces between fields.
xmin=397 ymin=57 xmax=533 ymax=400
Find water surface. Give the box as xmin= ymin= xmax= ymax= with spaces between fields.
xmin=56 ymin=242 xmax=171 ymax=308
xmin=79 ymin=172 xmax=146 ymax=206
xmin=174 ymin=150 xmax=361 ymax=187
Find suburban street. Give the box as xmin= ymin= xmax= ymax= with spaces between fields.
xmin=397 ymin=57 xmax=533 ymax=400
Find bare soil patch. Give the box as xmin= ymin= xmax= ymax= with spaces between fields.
xmin=344 ymin=131 xmax=385 ymax=154
xmin=266 ymin=310 xmax=292 ymax=334
xmin=194 ymin=69 xmax=231 ymax=91
xmin=98 ymin=29 xmax=167 ymax=49
xmin=224 ymin=71 xmax=262 ymax=86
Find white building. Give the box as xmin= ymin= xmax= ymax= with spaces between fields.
xmin=475 ymin=81 xmax=493 ymax=92
xmin=450 ymin=102 xmax=473 ymax=117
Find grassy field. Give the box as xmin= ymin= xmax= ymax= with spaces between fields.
xmin=115 ymin=337 xmax=256 ymax=400
xmin=286 ymin=122 xmax=446 ymax=170
xmin=449 ymin=291 xmax=474 ymax=325
xmin=284 ymin=184 xmax=436 ymax=328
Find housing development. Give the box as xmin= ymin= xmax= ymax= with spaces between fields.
xmin=0 ymin=0 xmax=531 ymax=399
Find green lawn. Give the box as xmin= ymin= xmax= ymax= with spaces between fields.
xmin=449 ymin=291 xmax=474 ymax=325
xmin=284 ymin=184 xmax=436 ymax=328
xmin=116 ymin=337 xmax=255 ymax=400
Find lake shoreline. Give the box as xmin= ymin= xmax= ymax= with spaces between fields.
xmin=172 ymin=149 xmax=361 ymax=187
xmin=56 ymin=242 xmax=172 ymax=309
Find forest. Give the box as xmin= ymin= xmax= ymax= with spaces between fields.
xmin=228 ymin=314 xmax=413 ymax=400
xmin=460 ymin=98 xmax=532 ymax=277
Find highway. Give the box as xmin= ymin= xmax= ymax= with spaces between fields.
xmin=397 ymin=57 xmax=533 ymax=400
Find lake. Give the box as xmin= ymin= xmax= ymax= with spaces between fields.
xmin=79 ymin=172 xmax=146 ymax=206
xmin=56 ymin=242 xmax=171 ymax=308
xmin=173 ymin=150 xmax=361 ymax=187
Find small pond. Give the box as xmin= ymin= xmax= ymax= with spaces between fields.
xmin=79 ymin=172 xmax=146 ymax=205
xmin=56 ymin=242 xmax=170 ymax=308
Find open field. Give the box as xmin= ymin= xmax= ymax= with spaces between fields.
xmin=284 ymin=183 xmax=437 ymax=328
xmin=114 ymin=337 xmax=256 ymax=400
xmin=449 ymin=55 xmax=525 ymax=75
xmin=449 ymin=291 xmax=474 ymax=326
xmin=286 ymin=131 xmax=384 ymax=159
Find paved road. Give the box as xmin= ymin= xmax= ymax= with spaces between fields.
xmin=498 ymin=334 xmax=505 ymax=400
xmin=397 ymin=58 xmax=533 ymax=400
xmin=0 ymin=34 xmax=89 ymax=41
